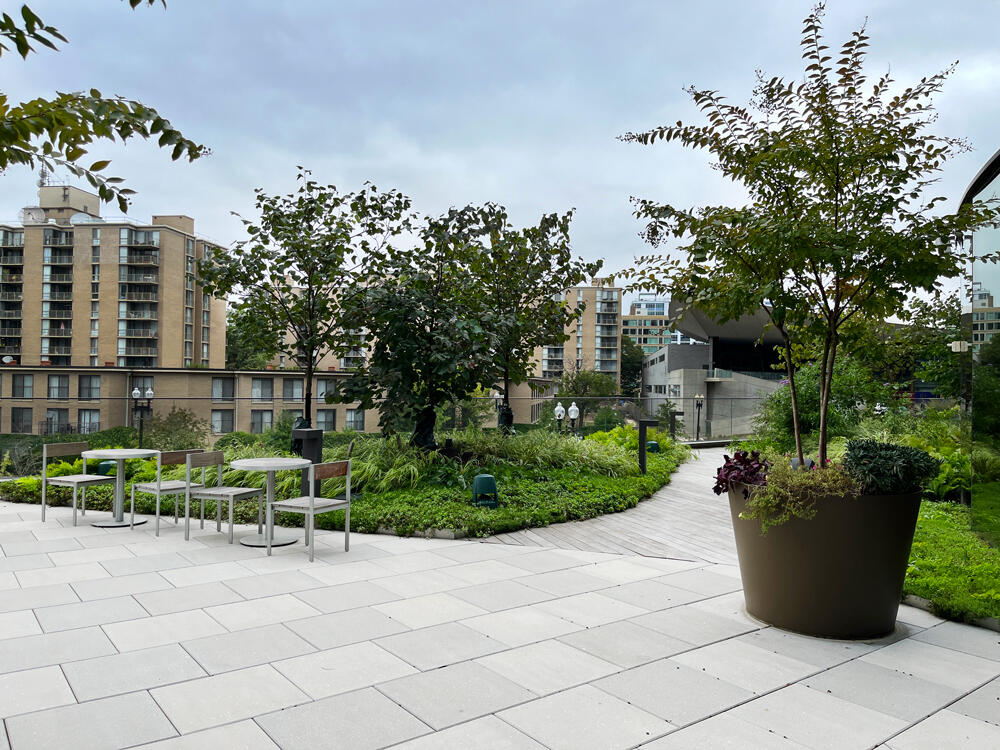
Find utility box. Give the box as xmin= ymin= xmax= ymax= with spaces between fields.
xmin=292 ymin=427 xmax=324 ymax=496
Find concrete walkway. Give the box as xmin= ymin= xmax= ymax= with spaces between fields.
xmin=489 ymin=447 xmax=738 ymax=565
xmin=0 ymin=498 xmax=998 ymax=749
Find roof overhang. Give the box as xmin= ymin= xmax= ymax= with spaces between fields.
xmin=961 ymin=146 xmax=1000 ymax=206
xmin=668 ymin=300 xmax=784 ymax=345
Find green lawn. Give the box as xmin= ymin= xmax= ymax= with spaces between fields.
xmin=904 ymin=500 xmax=1000 ymax=622
xmin=971 ymin=481 xmax=1000 ymax=548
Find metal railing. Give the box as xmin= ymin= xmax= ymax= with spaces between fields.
xmin=122 ymin=254 xmax=159 ymax=266
xmin=42 ymin=310 xmax=72 ymax=319
xmin=37 ymin=421 xmax=100 ymax=436
xmin=119 ymin=291 xmax=158 ymax=301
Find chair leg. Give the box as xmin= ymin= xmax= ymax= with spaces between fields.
xmin=81 ymin=487 xmax=86 ymax=516
xmin=155 ymin=494 xmax=161 ymax=537
xmin=345 ymin=506 xmax=350 ymax=552
xmin=174 ymin=496 xmax=178 ymax=525
xmin=41 ymin=479 xmax=46 ymax=522
xmin=184 ymin=493 xmax=190 ymax=541
xmin=72 ymin=486 xmax=78 ymax=527
xmin=266 ymin=502 xmax=273 ymax=557
xmin=228 ymin=498 xmax=234 ymax=544
xmin=130 ymin=485 xmax=135 ymax=530
xmin=200 ymin=498 xmax=205 ymax=530
xmin=309 ymin=514 xmax=315 ymax=563
xmin=216 ymin=497 xmax=222 ymax=532
xmin=257 ymin=498 xmax=264 ymax=534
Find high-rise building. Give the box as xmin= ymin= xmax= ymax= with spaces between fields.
xmin=622 ymin=294 xmax=701 ymax=355
xmin=537 ymin=278 xmax=622 ymax=383
xmin=0 ymin=184 xmax=225 ymax=369
xmin=971 ymin=283 xmax=998 ymax=352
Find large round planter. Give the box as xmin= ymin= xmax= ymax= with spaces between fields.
xmin=728 ymin=485 xmax=921 ymax=639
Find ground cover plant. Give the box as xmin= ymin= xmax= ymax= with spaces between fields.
xmin=0 ymin=426 xmax=689 ymax=538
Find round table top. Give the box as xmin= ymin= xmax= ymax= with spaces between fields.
xmin=230 ymin=457 xmax=312 ymax=472
xmin=82 ymin=448 xmax=159 ymax=460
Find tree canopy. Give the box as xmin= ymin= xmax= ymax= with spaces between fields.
xmin=619 ymin=335 xmax=645 ymax=397
xmin=199 ymin=171 xmax=414 ymax=422
xmin=1 ymin=2 xmax=207 ymax=211
xmin=623 ymin=4 xmax=1000 ymax=463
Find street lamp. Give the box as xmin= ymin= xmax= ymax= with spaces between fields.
xmin=132 ymin=386 xmax=153 ymax=448
xmin=568 ymin=402 xmax=580 ymax=434
xmin=554 ymin=401 xmax=566 ymax=433
xmin=694 ymin=393 xmax=704 ymax=442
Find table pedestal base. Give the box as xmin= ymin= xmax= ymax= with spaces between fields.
xmin=93 ymin=518 xmax=147 ymax=528
xmin=240 ymin=533 xmax=297 ymax=548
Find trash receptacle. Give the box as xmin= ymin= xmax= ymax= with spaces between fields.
xmin=292 ymin=427 xmax=324 ymax=496
xmin=96 ymin=460 xmax=115 ymax=476
xmin=646 ymin=441 xmax=660 ymax=454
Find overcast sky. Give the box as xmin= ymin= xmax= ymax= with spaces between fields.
xmin=3 ymin=0 xmax=999 ymax=290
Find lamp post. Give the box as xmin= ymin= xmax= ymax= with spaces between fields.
xmin=554 ymin=401 xmax=566 ymax=433
xmin=132 ymin=386 xmax=153 ymax=448
xmin=568 ymin=402 xmax=580 ymax=435
xmin=694 ymin=393 xmax=704 ymax=442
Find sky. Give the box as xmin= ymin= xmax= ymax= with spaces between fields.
xmin=3 ymin=0 xmax=999 ymax=297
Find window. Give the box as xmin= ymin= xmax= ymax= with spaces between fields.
xmin=212 ymin=377 xmax=234 ymax=401
xmin=316 ymin=378 xmax=335 ymax=401
xmin=45 ymin=408 xmax=69 ymax=432
xmin=668 ymin=384 xmax=681 ymax=398
xmin=12 ymin=374 xmax=32 ymax=399
xmin=282 ymin=378 xmax=303 ymax=402
xmin=79 ymin=375 xmax=101 ymax=400
xmin=79 ymin=409 xmax=100 ymax=434
xmin=283 ymin=409 xmax=303 ymax=421
xmin=345 ymin=408 xmax=365 ymax=431
xmin=132 ymin=375 xmax=154 ymax=394
xmin=316 ymin=409 xmax=336 ymax=431
xmin=250 ymin=410 xmax=272 ymax=434
xmin=11 ymin=407 xmax=31 ymax=433
xmin=211 ymin=409 xmax=234 ymax=434
xmin=251 ymin=378 xmax=273 ymax=401
xmin=47 ymin=375 xmax=69 ymax=400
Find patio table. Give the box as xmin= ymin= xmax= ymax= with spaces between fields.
xmin=230 ymin=456 xmax=312 ymax=548
xmin=81 ymin=448 xmax=159 ymax=528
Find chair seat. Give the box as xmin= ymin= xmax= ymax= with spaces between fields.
xmin=134 ymin=480 xmax=203 ymax=494
xmin=273 ymin=495 xmax=350 ymax=512
xmin=46 ymin=474 xmax=115 ymax=487
xmin=191 ymin=486 xmax=264 ymax=500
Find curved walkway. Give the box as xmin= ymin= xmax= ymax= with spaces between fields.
xmin=487 ymin=447 xmax=738 ymax=565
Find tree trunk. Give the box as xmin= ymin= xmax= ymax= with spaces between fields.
xmin=817 ymin=335 xmax=838 ymax=466
xmin=499 ymin=366 xmax=514 ymax=435
xmin=782 ymin=342 xmax=805 ymax=465
xmin=411 ymin=404 xmax=437 ymax=450
xmin=303 ymin=362 xmax=313 ymax=426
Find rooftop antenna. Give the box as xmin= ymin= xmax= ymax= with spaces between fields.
xmin=37 ymin=165 xmax=49 ymax=188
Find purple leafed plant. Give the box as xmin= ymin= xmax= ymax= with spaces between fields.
xmin=713 ymin=450 xmax=770 ymax=496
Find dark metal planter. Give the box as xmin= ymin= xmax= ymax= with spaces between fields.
xmin=728 ymin=485 xmax=922 ymax=639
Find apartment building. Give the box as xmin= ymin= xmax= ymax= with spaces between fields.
xmin=971 ymin=285 xmax=999 ymax=352
xmin=537 ymin=279 xmax=622 ymax=384
xmin=623 ymin=294 xmax=701 ymax=355
xmin=0 ymin=184 xmax=225 ymax=370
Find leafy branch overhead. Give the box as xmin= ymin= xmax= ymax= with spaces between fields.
xmin=622 ymin=2 xmax=1000 ymax=464
xmin=0 ymin=2 xmax=206 ymax=211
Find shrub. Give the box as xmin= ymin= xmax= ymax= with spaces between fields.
xmin=712 ymin=451 xmax=770 ymax=497
xmin=214 ymin=431 xmax=258 ymax=451
xmin=843 ymin=439 xmax=940 ymax=495
xmin=972 ymin=446 xmax=1000 ymax=484
xmin=741 ymin=458 xmax=861 ymax=533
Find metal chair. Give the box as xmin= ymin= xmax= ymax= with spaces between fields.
xmin=268 ymin=460 xmax=351 ymax=562
xmin=184 ymin=451 xmax=264 ymax=543
xmin=129 ymin=449 xmax=205 ymax=534
xmin=41 ymin=442 xmax=115 ymax=526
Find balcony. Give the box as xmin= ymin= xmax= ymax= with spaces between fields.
xmin=42 ymin=230 xmax=73 ymax=246
xmin=44 ymin=273 xmax=72 ymax=283
xmin=0 ymin=310 xmax=21 ymax=319
xmin=705 ymin=368 xmax=734 ymax=382
xmin=44 ymin=254 xmax=74 ymax=265
xmin=41 ymin=327 xmax=71 ymax=337
xmin=1 ymin=274 xmax=23 ymax=283
xmin=0 ymin=345 xmax=21 ymax=354
xmin=123 ymin=346 xmax=158 ymax=356
xmin=120 ymin=273 xmax=159 ymax=284
xmin=0 ymin=327 xmax=21 ymax=336
xmin=42 ymin=292 xmax=72 ymax=301
xmin=123 ymin=310 xmax=158 ymax=320
xmin=120 ymin=291 xmax=158 ymax=301
xmin=123 ymin=329 xmax=157 ymax=339
xmin=0 ymin=292 xmax=23 ymax=301
xmin=0 ymin=253 xmax=23 ymax=265
xmin=42 ymin=309 xmax=73 ymax=319
xmin=122 ymin=253 xmax=159 ymax=266
xmin=42 ymin=345 xmax=71 ymax=355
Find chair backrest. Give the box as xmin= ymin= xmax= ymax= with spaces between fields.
xmin=43 ymin=441 xmax=88 ymax=459
xmin=345 ymin=440 xmax=355 ymax=459
xmin=161 ymin=449 xmax=204 ymax=466
xmin=187 ymin=451 xmax=224 ymax=469
xmin=313 ymin=460 xmax=350 ymax=480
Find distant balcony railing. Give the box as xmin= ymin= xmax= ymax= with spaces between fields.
xmin=42 ymin=310 xmax=72 ymax=319
xmin=0 ymin=345 xmax=21 ymax=354
xmin=0 ymin=327 xmax=22 ymax=336
xmin=123 ymin=329 xmax=157 ymax=338
xmin=37 ymin=421 xmax=100 ymax=436
xmin=0 ymin=292 xmax=22 ymax=301
xmin=122 ymin=253 xmax=159 ymax=266
xmin=120 ymin=291 xmax=158 ymax=301
xmin=123 ymin=311 xmax=158 ymax=320
xmin=0 ymin=310 xmax=22 ymax=319
xmin=41 ymin=328 xmax=71 ymax=337
xmin=42 ymin=345 xmax=71 ymax=355
xmin=42 ymin=292 xmax=72 ymax=301
xmin=1 ymin=274 xmax=23 ymax=283
xmin=122 ymin=346 xmax=157 ymax=356
xmin=43 ymin=255 xmax=74 ymax=265
xmin=120 ymin=273 xmax=158 ymax=283
xmin=44 ymin=273 xmax=72 ymax=283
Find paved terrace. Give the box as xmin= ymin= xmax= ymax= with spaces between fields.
xmin=0 ymin=473 xmax=997 ymax=748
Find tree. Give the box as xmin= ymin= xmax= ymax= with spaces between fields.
xmin=619 ymin=335 xmax=645 ymax=397
xmin=224 ymin=306 xmax=275 ymax=370
xmin=462 ymin=205 xmax=602 ymax=429
xmin=145 ymin=407 xmax=207 ymax=451
xmin=2 ymin=2 xmax=207 ymax=211
xmin=555 ymin=369 xmax=618 ymax=419
xmin=334 ymin=207 xmax=496 ymax=448
xmin=623 ymin=4 xmax=1000 ymax=464
xmin=199 ymin=171 xmax=414 ymax=423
